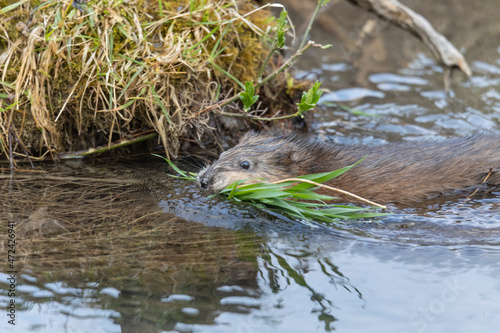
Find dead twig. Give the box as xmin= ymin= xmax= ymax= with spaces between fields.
xmin=57 ymin=132 xmax=158 ymax=159
xmin=272 ymin=177 xmax=387 ymax=209
xmin=467 ymin=169 xmax=494 ymax=200
xmin=347 ymin=0 xmax=471 ymax=89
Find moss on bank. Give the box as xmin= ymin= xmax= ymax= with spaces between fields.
xmin=0 ymin=0 xmax=296 ymax=160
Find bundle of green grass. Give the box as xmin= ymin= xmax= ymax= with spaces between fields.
xmin=161 ymin=157 xmax=387 ymax=225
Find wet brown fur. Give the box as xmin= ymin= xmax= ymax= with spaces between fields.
xmin=197 ymin=131 xmax=500 ymax=205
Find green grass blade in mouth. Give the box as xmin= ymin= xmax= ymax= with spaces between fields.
xmin=160 ymin=159 xmax=388 ymax=224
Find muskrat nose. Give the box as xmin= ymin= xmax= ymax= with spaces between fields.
xmin=200 ymin=180 xmax=208 ymax=189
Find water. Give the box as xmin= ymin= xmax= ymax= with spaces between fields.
xmin=2 ymin=0 xmax=500 ymax=332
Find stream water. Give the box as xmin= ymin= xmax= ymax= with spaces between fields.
xmin=1 ymin=0 xmax=500 ymax=332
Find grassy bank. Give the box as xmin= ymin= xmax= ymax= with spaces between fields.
xmin=0 ymin=0 xmax=300 ymax=160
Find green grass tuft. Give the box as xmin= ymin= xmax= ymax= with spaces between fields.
xmin=153 ymin=154 xmax=197 ymax=181
xmin=157 ymin=155 xmax=388 ymax=225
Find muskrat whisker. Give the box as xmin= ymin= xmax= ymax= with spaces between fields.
xmin=272 ymin=178 xmax=387 ymax=209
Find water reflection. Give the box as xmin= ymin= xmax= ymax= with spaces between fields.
xmin=2 ymin=158 xmax=498 ymax=332
xmin=320 ymin=87 xmax=385 ymax=102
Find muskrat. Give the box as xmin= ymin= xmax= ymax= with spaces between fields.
xmin=197 ymin=131 xmax=500 ymax=205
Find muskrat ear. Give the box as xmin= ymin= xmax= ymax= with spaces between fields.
xmin=289 ymin=148 xmax=302 ymax=164
xmin=277 ymin=146 xmax=301 ymax=165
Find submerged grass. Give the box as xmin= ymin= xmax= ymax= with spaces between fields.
xmin=158 ymin=156 xmax=387 ymax=225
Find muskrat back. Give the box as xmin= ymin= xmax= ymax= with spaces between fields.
xmin=197 ymin=131 xmax=500 ymax=205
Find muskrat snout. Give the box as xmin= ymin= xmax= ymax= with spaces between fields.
xmin=197 ymin=168 xmax=209 ymax=190
xmin=197 ymin=166 xmax=219 ymax=194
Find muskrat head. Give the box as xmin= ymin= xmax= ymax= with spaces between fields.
xmin=197 ymin=131 xmax=305 ymax=194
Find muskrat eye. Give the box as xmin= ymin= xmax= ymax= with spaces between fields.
xmin=240 ymin=161 xmax=250 ymax=170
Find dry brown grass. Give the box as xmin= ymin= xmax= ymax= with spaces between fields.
xmin=0 ymin=0 xmax=289 ymax=160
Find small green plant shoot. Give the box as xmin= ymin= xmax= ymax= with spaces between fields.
xmin=239 ymin=81 xmax=259 ymax=112
xmin=297 ymin=81 xmax=323 ymax=116
xmin=153 ymin=154 xmax=197 ymax=181
xmin=274 ymin=9 xmax=287 ymax=49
